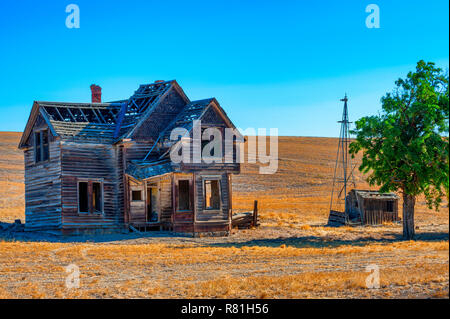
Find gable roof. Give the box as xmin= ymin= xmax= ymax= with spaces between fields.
xmin=138 ymin=97 xmax=244 ymax=162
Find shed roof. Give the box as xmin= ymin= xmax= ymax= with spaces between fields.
xmin=353 ymin=190 xmax=399 ymax=200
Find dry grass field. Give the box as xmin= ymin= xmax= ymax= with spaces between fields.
xmin=0 ymin=132 xmax=448 ymax=299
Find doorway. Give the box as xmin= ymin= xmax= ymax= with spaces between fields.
xmin=147 ymin=185 xmax=158 ymax=223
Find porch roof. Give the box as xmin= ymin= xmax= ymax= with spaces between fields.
xmin=125 ymin=160 xmax=174 ymax=180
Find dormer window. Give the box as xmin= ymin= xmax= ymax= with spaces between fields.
xmin=34 ymin=129 xmax=49 ymax=163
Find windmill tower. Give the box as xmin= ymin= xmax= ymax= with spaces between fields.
xmin=328 ymin=95 xmax=356 ymax=223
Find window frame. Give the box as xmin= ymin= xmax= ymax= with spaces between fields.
xmin=33 ymin=128 xmax=50 ymax=164
xmin=77 ymin=181 xmax=90 ymax=214
xmin=131 ymin=190 xmax=143 ymax=202
xmin=177 ymin=179 xmax=192 ymax=212
xmin=201 ymin=176 xmax=222 ymax=211
xmin=92 ymin=181 xmax=104 ymax=214
xmin=77 ymin=179 xmax=104 ymax=215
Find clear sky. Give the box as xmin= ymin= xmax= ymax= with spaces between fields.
xmin=0 ymin=0 xmax=448 ymax=137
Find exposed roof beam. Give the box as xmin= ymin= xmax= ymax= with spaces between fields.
xmin=54 ymin=107 xmax=65 ymax=121
xmin=78 ymin=108 xmax=89 ymax=122
xmin=65 ymin=108 xmax=77 ymax=122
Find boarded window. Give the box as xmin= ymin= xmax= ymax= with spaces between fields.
xmin=132 ymin=190 xmax=142 ymax=201
xmin=204 ymin=180 xmax=220 ymax=210
xmin=78 ymin=182 xmax=89 ymax=213
xmin=92 ymin=182 xmax=102 ymax=212
xmin=386 ymin=201 xmax=394 ymax=212
xmin=34 ymin=130 xmax=49 ymax=163
xmin=178 ymin=180 xmax=190 ymax=211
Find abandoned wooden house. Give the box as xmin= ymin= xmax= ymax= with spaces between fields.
xmin=18 ymin=80 xmax=242 ymax=236
xmin=329 ymin=189 xmax=399 ymax=225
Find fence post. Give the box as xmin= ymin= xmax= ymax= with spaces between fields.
xmin=253 ymin=200 xmax=258 ymax=227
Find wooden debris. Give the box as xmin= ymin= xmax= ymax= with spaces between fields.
xmin=232 ymin=200 xmax=259 ymax=229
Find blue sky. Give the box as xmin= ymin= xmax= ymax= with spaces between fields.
xmin=0 ymin=0 xmax=448 ymax=137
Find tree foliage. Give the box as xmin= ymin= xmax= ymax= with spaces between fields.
xmin=350 ymin=60 xmax=449 ymax=210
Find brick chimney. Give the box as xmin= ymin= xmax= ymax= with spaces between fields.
xmin=90 ymin=84 xmax=102 ymax=103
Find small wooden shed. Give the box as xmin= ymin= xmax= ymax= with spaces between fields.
xmin=346 ymin=189 xmax=400 ymax=225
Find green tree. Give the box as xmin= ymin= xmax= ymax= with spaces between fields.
xmin=349 ymin=61 xmax=449 ymax=239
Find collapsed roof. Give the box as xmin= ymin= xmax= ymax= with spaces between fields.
xmin=18 ymin=80 xmax=236 ymax=148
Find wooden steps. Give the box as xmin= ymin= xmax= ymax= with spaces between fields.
xmin=232 ymin=212 xmax=258 ymax=229
xmin=327 ymin=210 xmax=347 ymax=225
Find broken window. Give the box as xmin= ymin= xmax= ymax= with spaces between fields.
xmin=34 ymin=129 xmax=50 ymax=163
xmin=132 ymin=190 xmax=142 ymax=201
xmin=204 ymin=179 xmax=221 ymax=210
xmin=78 ymin=182 xmax=89 ymax=213
xmin=178 ymin=180 xmax=191 ymax=211
xmin=78 ymin=181 xmax=103 ymax=214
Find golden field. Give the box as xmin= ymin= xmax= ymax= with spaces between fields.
xmin=0 ymin=132 xmax=448 ymax=298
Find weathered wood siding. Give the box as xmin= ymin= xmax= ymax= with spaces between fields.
xmin=24 ymin=138 xmax=62 ymax=231
xmin=360 ymin=197 xmax=399 ymax=225
xmin=60 ymin=142 xmax=123 ymax=233
xmin=158 ymin=175 xmax=173 ymax=224
xmin=124 ymin=140 xmax=155 ymax=161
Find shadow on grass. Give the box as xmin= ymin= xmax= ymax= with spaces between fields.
xmin=0 ymin=222 xmax=187 ymax=243
xmin=206 ymin=231 xmax=449 ymax=249
xmin=1 ymin=221 xmax=448 ymax=248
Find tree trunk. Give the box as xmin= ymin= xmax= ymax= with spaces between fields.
xmin=402 ymin=193 xmax=416 ymax=240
